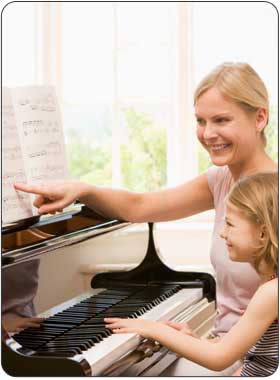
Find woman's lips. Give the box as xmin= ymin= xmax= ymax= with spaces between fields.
xmin=210 ymin=143 xmax=231 ymax=152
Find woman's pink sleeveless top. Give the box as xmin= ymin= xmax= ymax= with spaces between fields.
xmin=207 ymin=165 xmax=260 ymax=336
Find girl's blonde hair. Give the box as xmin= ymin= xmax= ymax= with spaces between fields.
xmin=194 ymin=62 xmax=269 ymax=143
xmin=228 ymin=172 xmax=278 ymax=276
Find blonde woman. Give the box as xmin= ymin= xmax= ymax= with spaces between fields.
xmin=15 ymin=63 xmax=277 ymax=375
xmin=105 ymin=172 xmax=278 ymax=376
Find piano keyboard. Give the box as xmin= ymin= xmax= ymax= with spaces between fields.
xmin=13 ymin=284 xmax=202 ymax=376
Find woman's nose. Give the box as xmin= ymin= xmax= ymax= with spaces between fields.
xmin=220 ymin=226 xmax=226 ymax=239
xmin=203 ymin=123 xmax=218 ymax=140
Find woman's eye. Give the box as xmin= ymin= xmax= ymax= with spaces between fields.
xmin=197 ymin=119 xmax=205 ymax=126
xmin=226 ymin=220 xmax=233 ymax=227
xmin=215 ymin=118 xmax=228 ymax=124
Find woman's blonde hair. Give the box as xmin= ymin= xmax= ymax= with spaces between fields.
xmin=194 ymin=62 xmax=269 ymax=142
xmin=228 ymin=172 xmax=278 ymax=276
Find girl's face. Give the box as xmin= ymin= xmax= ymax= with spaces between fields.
xmin=220 ymin=201 xmax=262 ymax=263
xmin=195 ymin=87 xmax=264 ymax=168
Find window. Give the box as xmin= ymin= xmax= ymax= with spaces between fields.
xmin=2 ymin=2 xmax=278 ymax=192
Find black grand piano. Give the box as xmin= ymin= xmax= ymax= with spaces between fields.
xmin=2 ymin=205 xmax=216 ymax=376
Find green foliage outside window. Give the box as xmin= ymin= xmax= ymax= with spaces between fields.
xmin=265 ymin=107 xmax=278 ymax=162
xmin=66 ymin=107 xmax=167 ymax=191
xmin=66 ymin=128 xmax=112 ymax=186
xmin=121 ymin=108 xmax=167 ymax=191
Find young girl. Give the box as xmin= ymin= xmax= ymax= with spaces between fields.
xmin=105 ymin=172 xmax=278 ymax=376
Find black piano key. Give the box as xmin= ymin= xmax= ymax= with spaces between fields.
xmin=79 ymin=327 xmax=108 ymax=336
xmin=15 ymin=341 xmax=46 ymax=349
xmin=82 ymin=317 xmax=107 ymax=325
xmin=113 ymin=305 xmax=147 ymax=315
xmin=23 ymin=326 xmax=65 ymax=333
xmin=54 ymin=339 xmax=95 ymax=349
xmin=14 ymin=336 xmax=48 ymax=345
xmin=44 ymin=341 xmax=90 ymax=351
xmin=55 ymin=334 xmax=98 ymax=344
xmin=36 ymin=347 xmax=81 ymax=355
xmin=61 ymin=331 xmax=104 ymax=342
xmin=41 ymin=320 xmax=78 ymax=328
xmin=73 ymin=326 xmax=111 ymax=337
xmin=14 ymin=334 xmax=54 ymax=343
xmin=35 ymin=350 xmax=76 ymax=357
xmin=62 ymin=307 xmax=103 ymax=313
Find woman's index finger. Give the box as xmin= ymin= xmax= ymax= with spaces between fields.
xmin=14 ymin=183 xmax=47 ymax=196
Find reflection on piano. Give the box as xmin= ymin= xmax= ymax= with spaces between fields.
xmin=2 ymin=205 xmax=216 ymax=376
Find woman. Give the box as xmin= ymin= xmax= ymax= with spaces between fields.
xmin=15 ymin=62 xmax=277 ymax=375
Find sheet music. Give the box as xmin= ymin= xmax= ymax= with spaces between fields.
xmin=2 ymin=87 xmax=33 ymax=224
xmin=2 ymin=86 xmax=69 ymax=224
xmin=12 ymin=86 xmax=68 ymax=185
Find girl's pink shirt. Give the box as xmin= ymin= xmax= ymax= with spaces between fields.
xmin=207 ymin=165 xmax=261 ymax=336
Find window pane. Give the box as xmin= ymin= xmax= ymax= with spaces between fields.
xmin=193 ymin=2 xmax=278 ymax=172
xmin=61 ymin=3 xmax=114 ymax=186
xmin=117 ymin=3 xmax=174 ymax=190
xmin=2 ymin=2 xmax=37 ymax=86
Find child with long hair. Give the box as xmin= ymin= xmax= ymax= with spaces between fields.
xmin=105 ymin=172 xmax=278 ymax=376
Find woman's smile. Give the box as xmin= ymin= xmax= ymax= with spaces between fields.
xmin=207 ymin=143 xmax=232 ymax=153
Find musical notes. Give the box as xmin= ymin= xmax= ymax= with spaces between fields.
xmin=22 ymin=120 xmax=60 ymax=137
xmin=30 ymin=164 xmax=66 ymax=182
xmin=2 ymin=146 xmax=22 ymax=161
xmin=17 ymin=91 xmax=57 ymax=112
xmin=2 ymin=86 xmax=68 ymax=224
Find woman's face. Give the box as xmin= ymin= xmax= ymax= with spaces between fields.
xmin=220 ymin=201 xmax=261 ymax=263
xmin=195 ymin=86 xmax=263 ymax=168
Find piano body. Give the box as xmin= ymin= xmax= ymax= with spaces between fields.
xmin=2 ymin=205 xmax=216 ymax=376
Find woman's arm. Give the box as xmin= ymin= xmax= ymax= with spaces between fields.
xmin=105 ymin=280 xmax=278 ymax=371
xmin=14 ymin=173 xmax=213 ymax=222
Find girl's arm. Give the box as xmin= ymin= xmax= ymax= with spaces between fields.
xmin=105 ymin=280 xmax=278 ymax=371
xmin=14 ymin=173 xmax=213 ymax=222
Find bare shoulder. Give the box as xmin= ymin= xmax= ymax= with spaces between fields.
xmin=258 ymin=278 xmax=278 ymax=301
xmin=249 ymin=279 xmax=278 ymax=319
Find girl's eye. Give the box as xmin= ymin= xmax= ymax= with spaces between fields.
xmin=226 ymin=220 xmax=233 ymax=227
xmin=196 ymin=119 xmax=205 ymax=126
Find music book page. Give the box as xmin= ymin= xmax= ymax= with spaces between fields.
xmin=2 ymin=86 xmax=68 ymax=224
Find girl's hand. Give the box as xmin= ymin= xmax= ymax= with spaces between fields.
xmin=104 ymin=317 xmax=158 ymax=339
xmin=163 ymin=321 xmax=198 ymax=338
xmin=14 ymin=180 xmax=89 ymax=215
xmin=2 ymin=316 xmax=45 ymax=333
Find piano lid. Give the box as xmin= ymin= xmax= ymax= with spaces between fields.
xmin=1 ymin=202 xmax=85 ymax=235
xmin=1 ymin=204 xmax=131 ymax=268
